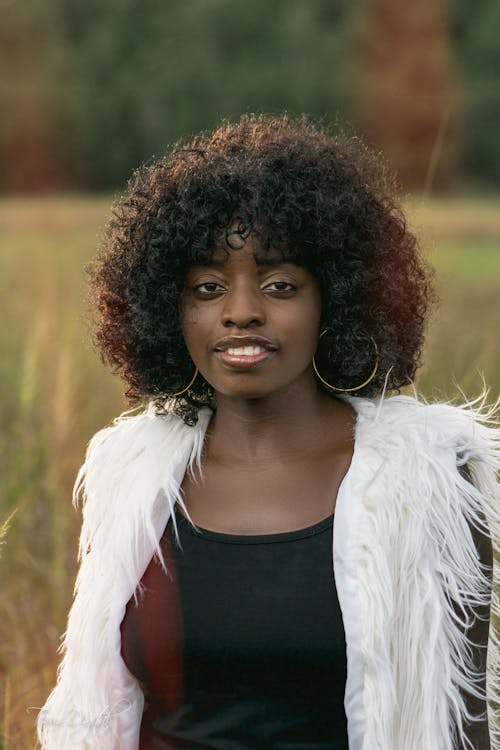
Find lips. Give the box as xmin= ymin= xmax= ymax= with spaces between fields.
xmin=213 ymin=336 xmax=277 ymax=370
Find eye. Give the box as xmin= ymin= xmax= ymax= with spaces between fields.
xmin=192 ymin=281 xmax=226 ymax=298
xmin=262 ymin=280 xmax=296 ymax=295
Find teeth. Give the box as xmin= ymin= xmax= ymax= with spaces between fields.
xmin=226 ymin=346 xmax=266 ymax=355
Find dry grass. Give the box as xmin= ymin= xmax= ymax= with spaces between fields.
xmin=0 ymin=195 xmax=499 ymax=748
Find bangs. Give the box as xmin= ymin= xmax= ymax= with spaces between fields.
xmin=186 ymin=212 xmax=305 ymax=269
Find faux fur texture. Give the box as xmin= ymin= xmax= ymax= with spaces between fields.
xmin=36 ymin=395 xmax=499 ymax=750
xmin=342 ymin=395 xmax=499 ymax=750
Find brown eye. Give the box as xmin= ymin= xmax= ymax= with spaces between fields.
xmin=193 ymin=282 xmax=225 ymax=297
xmin=263 ymin=281 xmax=296 ymax=293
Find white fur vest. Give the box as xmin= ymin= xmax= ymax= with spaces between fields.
xmin=37 ymin=394 xmax=500 ymax=750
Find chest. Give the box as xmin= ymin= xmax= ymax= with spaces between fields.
xmin=120 ymin=509 xmax=349 ymax=747
xmin=180 ymin=450 xmax=353 ymax=534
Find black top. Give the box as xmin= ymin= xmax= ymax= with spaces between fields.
xmin=120 ymin=507 xmax=349 ymax=749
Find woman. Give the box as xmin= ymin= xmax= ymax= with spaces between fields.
xmin=38 ymin=114 xmax=499 ymax=750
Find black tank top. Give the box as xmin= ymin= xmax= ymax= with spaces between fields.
xmin=120 ymin=507 xmax=348 ymax=749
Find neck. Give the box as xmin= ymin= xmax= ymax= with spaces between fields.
xmin=205 ymin=376 xmax=353 ymax=464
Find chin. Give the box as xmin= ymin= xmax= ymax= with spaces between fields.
xmin=215 ymin=386 xmax=274 ymax=400
xmin=211 ymin=378 xmax=297 ymax=401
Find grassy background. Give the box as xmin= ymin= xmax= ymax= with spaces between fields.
xmin=0 ymin=196 xmax=499 ymax=748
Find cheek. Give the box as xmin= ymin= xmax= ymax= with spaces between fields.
xmin=295 ymin=293 xmax=322 ymax=343
xmin=277 ymin=305 xmax=321 ymax=367
xmin=298 ymin=317 xmax=322 ymax=357
xmin=180 ymin=301 xmax=218 ymax=363
xmin=180 ymin=301 xmax=200 ymax=354
xmin=181 ymin=297 xmax=199 ymax=327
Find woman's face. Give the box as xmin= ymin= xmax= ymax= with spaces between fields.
xmin=181 ymin=234 xmax=322 ymax=401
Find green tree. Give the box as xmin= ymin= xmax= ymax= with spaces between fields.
xmin=62 ymin=0 xmax=353 ymax=188
xmin=450 ymin=0 xmax=500 ymax=186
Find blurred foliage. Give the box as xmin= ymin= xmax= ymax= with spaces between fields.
xmin=1 ymin=0 xmax=353 ymax=190
xmin=0 ymin=0 xmax=499 ymax=191
xmin=63 ymin=0 xmax=353 ymax=189
xmin=450 ymin=0 xmax=500 ymax=187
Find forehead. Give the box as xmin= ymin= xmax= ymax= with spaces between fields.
xmin=206 ymin=249 xmax=289 ymax=271
xmin=206 ymin=231 xmax=292 ymax=268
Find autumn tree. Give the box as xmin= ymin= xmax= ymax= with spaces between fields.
xmin=353 ymin=0 xmax=459 ymax=191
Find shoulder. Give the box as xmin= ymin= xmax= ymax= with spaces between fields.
xmin=348 ymin=392 xmax=499 ymax=533
xmin=349 ymin=393 xmax=499 ymax=561
xmin=73 ymin=406 xmax=211 ymax=535
xmin=76 ymin=405 xmax=210 ymax=485
xmin=348 ymin=392 xmax=500 ymax=461
xmin=81 ymin=406 xmax=188 ymax=458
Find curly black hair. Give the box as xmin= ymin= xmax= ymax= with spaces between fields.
xmin=88 ymin=113 xmax=435 ymax=424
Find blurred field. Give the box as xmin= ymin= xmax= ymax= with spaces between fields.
xmin=0 ymin=195 xmax=499 ymax=748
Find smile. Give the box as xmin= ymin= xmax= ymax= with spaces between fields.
xmin=227 ymin=345 xmax=267 ymax=355
xmin=212 ymin=335 xmax=278 ymax=370
xmin=215 ymin=347 xmax=275 ymax=369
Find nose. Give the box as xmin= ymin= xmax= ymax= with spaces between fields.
xmin=221 ymin=281 xmax=266 ymax=329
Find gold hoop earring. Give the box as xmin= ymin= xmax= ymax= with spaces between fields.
xmin=168 ymin=367 xmax=199 ymax=397
xmin=312 ymin=330 xmax=379 ymax=393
